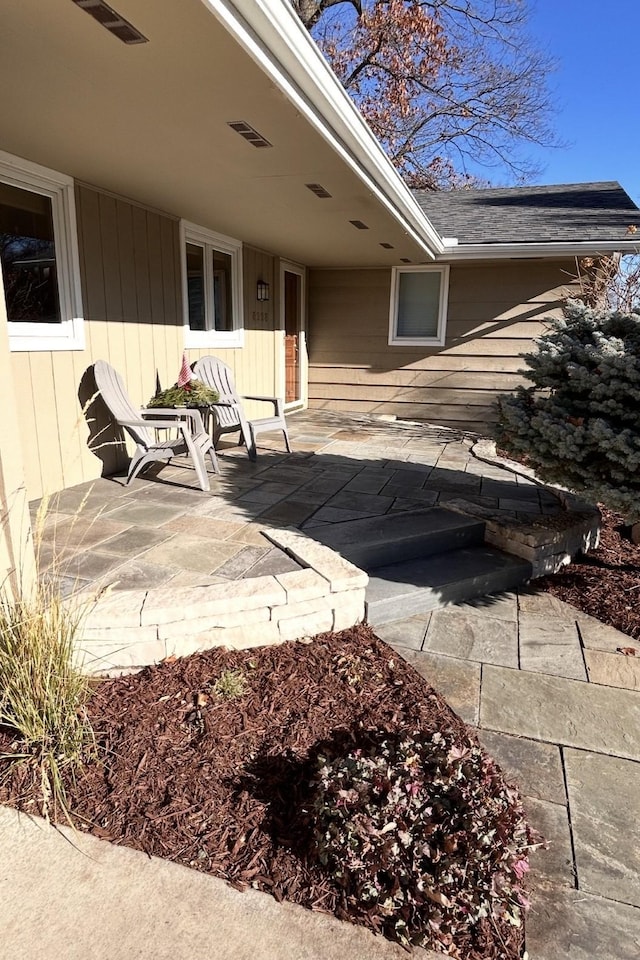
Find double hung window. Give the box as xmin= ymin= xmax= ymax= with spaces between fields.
xmin=181 ymin=222 xmax=243 ymax=348
xmin=388 ymin=265 xmax=449 ymax=346
xmin=0 ymin=151 xmax=84 ymax=351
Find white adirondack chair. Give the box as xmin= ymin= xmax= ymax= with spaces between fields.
xmin=193 ymin=356 xmax=291 ymax=460
xmin=93 ymin=360 xmax=219 ymax=491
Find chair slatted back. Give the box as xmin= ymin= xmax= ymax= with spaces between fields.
xmin=193 ymin=356 xmax=241 ymax=429
xmin=94 ymin=360 xmax=153 ymax=448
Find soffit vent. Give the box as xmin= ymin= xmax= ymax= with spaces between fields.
xmin=400 ymin=258 xmax=412 ymax=263
xmin=349 ymin=220 xmax=369 ymax=230
xmin=305 ymin=183 xmax=332 ymax=199
xmin=71 ymin=0 xmax=148 ymax=44
xmin=227 ymin=121 xmax=273 ymax=148
xmin=380 ymin=242 xmax=394 ymax=249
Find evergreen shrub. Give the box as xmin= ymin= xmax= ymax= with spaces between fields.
xmin=495 ymin=300 xmax=640 ymax=520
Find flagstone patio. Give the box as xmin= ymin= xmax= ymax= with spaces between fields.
xmin=21 ymin=409 xmax=640 ymax=956
xmin=34 ymin=408 xmax=578 ymax=600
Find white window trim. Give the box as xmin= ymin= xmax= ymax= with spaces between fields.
xmin=180 ymin=220 xmax=244 ymax=349
xmin=0 ymin=150 xmax=84 ymax=352
xmin=388 ymin=264 xmax=449 ymax=347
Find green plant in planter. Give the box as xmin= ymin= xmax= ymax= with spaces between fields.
xmin=147 ymin=378 xmax=219 ymax=408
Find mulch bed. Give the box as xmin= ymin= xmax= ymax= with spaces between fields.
xmin=0 ymin=626 xmax=525 ymax=960
xmin=537 ymin=506 xmax=640 ymax=641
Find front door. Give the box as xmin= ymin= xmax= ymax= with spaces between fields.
xmin=281 ymin=262 xmax=306 ymax=409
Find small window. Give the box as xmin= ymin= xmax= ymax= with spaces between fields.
xmin=389 ymin=265 xmax=449 ymax=346
xmin=181 ymin=222 xmax=243 ymax=348
xmin=0 ymin=151 xmax=84 ymax=351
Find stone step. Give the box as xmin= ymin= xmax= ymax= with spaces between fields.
xmin=366 ymin=545 xmax=532 ymax=626
xmin=310 ymin=508 xmax=485 ymax=570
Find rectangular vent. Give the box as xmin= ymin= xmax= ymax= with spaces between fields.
xmin=349 ymin=220 xmax=369 ymax=230
xmin=227 ymin=121 xmax=273 ymax=148
xmin=305 ymin=183 xmax=332 ymax=199
xmin=400 ymin=258 xmax=412 ymax=263
xmin=380 ymin=242 xmax=394 ymax=249
xmin=72 ymin=0 xmax=148 ymax=43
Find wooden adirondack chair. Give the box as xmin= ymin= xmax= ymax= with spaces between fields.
xmin=93 ymin=360 xmax=219 ymax=491
xmin=193 ymin=356 xmax=291 ymax=461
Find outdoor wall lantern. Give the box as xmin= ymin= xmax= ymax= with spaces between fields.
xmin=256 ymin=280 xmax=270 ymax=302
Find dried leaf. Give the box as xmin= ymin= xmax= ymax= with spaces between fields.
xmin=617 ymin=646 xmax=638 ymax=656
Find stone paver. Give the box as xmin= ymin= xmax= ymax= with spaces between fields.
xmin=584 ymin=648 xmax=640 ymax=690
xmin=518 ymin=614 xmax=587 ymax=680
xmin=524 ymin=796 xmax=575 ymax=887
xmin=475 ymin=730 xmax=566 ymax=804
xmin=393 ymin=647 xmax=481 ymax=725
xmin=577 ymin=611 xmax=640 ymax=655
xmin=423 ymin=609 xmax=518 ymax=667
xmin=481 ymin=665 xmax=640 ymax=760
xmin=564 ymin=748 xmax=640 ymax=907
xmin=526 ymin=879 xmax=640 ymax=960
xmin=142 ymin=536 xmax=243 ymax=575
xmin=374 ymin=615 xmax=431 ymax=651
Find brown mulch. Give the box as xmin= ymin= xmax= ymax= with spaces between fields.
xmin=0 ymin=626 xmax=524 ymax=960
xmin=537 ymin=506 xmax=640 ymax=641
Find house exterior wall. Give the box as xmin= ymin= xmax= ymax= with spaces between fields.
xmin=0 ymin=266 xmax=36 ymax=597
xmin=307 ymin=259 xmax=580 ymax=431
xmin=9 ymin=184 xmax=281 ymax=501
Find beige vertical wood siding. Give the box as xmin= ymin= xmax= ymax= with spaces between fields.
xmin=308 ymin=260 xmax=581 ymax=430
xmin=10 ymin=187 xmax=280 ymax=500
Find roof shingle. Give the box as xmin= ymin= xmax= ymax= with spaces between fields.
xmin=413 ymin=182 xmax=640 ymax=245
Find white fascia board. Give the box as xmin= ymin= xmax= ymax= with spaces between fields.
xmin=199 ymin=0 xmax=444 ymax=260
xmin=438 ymin=240 xmax=640 ymax=261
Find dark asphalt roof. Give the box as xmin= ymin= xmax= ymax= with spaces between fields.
xmin=413 ymin=182 xmax=640 ymax=245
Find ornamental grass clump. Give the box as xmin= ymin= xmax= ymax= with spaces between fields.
xmin=0 ymin=579 xmax=94 ymax=822
xmin=310 ymin=729 xmax=537 ymax=953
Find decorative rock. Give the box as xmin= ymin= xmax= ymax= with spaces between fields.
xmin=159 ymin=606 xmax=271 ymax=642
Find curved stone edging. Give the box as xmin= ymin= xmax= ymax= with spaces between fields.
xmin=71 ymin=526 xmax=368 ymax=675
xmin=446 ymin=440 xmax=601 ymax=578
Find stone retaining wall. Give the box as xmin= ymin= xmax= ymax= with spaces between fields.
xmin=447 ymin=440 xmax=602 ymax=578
xmin=72 ymin=527 xmax=368 ymax=675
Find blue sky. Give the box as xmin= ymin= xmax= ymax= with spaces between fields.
xmin=526 ymin=0 xmax=640 ymax=204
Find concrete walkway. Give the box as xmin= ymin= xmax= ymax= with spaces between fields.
xmin=1 ymin=589 xmax=638 ymax=958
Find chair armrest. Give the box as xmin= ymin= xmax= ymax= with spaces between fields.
xmin=119 ymin=416 xmax=185 ymax=430
xmin=241 ymin=395 xmax=285 ymax=418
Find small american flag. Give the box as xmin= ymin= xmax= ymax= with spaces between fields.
xmin=177 ymin=352 xmax=193 ymax=388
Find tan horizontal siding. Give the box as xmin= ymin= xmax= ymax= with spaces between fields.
xmin=309 ymin=397 xmax=497 ymax=425
xmin=308 ymin=260 xmax=578 ymax=430
xmin=12 ymin=188 xmax=280 ymax=500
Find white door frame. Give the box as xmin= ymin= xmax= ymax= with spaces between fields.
xmin=279 ymin=259 xmax=307 ymax=411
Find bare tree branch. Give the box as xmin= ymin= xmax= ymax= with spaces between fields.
xmin=291 ymin=0 xmax=559 ymax=189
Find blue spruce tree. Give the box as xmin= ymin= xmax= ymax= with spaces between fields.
xmin=495 ymin=300 xmax=640 ymax=525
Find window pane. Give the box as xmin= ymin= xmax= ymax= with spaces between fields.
xmin=396 ymin=271 xmax=441 ymax=339
xmin=212 ymin=249 xmax=233 ymax=331
xmin=186 ymin=242 xmax=206 ymax=330
xmin=0 ymin=182 xmax=61 ymax=323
